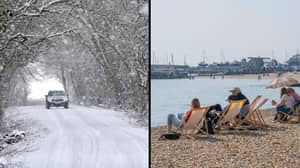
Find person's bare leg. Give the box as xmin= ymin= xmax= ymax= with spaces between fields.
xmin=167 ymin=124 xmax=172 ymax=133
xmin=277 ymin=113 xmax=283 ymax=121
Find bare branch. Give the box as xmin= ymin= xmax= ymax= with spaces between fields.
xmin=0 ymin=28 xmax=77 ymax=50
xmin=17 ymin=0 xmax=70 ymax=17
xmin=14 ymin=0 xmax=37 ymax=12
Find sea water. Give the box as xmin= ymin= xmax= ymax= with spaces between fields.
xmin=151 ymin=78 xmax=300 ymax=126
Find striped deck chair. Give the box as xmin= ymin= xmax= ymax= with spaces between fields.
xmin=179 ymin=107 xmax=209 ymax=138
xmin=215 ymin=99 xmax=247 ymax=129
xmin=247 ymin=98 xmax=268 ymax=125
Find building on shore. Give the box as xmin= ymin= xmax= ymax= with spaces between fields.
xmin=189 ymin=62 xmax=242 ymax=75
xmin=151 ymin=56 xmax=286 ymax=79
xmin=287 ymin=54 xmax=300 ymax=70
xmin=151 ymin=64 xmax=189 ymax=79
xmin=190 ymin=57 xmax=272 ymax=75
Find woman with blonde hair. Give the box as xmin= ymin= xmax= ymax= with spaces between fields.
xmin=167 ymin=98 xmax=202 ymax=132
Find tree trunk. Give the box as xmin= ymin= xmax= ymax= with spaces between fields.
xmin=60 ymin=64 xmax=68 ymax=98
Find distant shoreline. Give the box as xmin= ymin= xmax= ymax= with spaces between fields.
xmin=151 ymin=72 xmax=300 ymax=80
xmin=196 ymin=73 xmax=275 ymax=79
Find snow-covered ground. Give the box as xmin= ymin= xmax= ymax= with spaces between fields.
xmin=9 ymin=105 xmax=148 ymax=168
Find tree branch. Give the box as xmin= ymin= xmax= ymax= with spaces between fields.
xmin=17 ymin=0 xmax=70 ymax=17
xmin=0 ymin=28 xmax=77 ymax=50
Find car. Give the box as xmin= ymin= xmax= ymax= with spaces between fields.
xmin=45 ymin=90 xmax=69 ymax=109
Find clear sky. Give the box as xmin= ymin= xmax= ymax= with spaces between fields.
xmin=151 ymin=0 xmax=300 ymax=66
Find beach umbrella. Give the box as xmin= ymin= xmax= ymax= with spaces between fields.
xmin=266 ymin=77 xmax=299 ymax=89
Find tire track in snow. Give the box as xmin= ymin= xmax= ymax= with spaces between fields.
xmin=71 ymin=106 xmax=147 ymax=168
xmin=72 ymin=106 xmax=147 ymax=168
xmin=16 ymin=105 xmax=147 ymax=168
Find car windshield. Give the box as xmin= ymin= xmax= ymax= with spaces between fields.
xmin=48 ymin=91 xmax=65 ymax=96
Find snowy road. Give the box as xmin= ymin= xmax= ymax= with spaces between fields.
xmin=13 ymin=105 xmax=148 ymax=168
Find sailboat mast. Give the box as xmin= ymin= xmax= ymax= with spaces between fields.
xmin=152 ymin=50 xmax=155 ymax=64
xmin=221 ymin=48 xmax=224 ymax=64
xmin=203 ymin=49 xmax=206 ymax=63
xmin=171 ymin=53 xmax=174 ymax=65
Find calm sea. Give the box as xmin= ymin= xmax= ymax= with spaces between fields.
xmin=151 ymin=78 xmax=300 ymax=126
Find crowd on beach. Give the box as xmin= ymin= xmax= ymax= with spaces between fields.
xmin=167 ymin=86 xmax=300 ymax=135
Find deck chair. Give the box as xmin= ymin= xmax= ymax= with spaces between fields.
xmin=279 ymin=102 xmax=300 ymax=122
xmin=243 ymin=95 xmax=262 ymax=122
xmin=247 ymin=98 xmax=268 ymax=125
xmin=178 ymin=107 xmax=209 ymax=138
xmin=215 ymin=99 xmax=247 ymax=129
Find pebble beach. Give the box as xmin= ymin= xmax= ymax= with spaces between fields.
xmin=151 ymin=109 xmax=300 ymax=167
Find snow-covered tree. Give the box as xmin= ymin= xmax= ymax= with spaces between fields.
xmin=38 ymin=0 xmax=149 ymax=117
xmin=0 ymin=0 xmax=75 ymax=122
xmin=0 ymin=0 xmax=149 ymax=123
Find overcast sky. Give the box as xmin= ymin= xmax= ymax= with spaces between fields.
xmin=151 ymin=0 xmax=300 ymax=66
xmin=29 ymin=78 xmax=64 ymax=99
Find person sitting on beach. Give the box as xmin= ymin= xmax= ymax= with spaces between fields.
xmin=202 ymin=104 xmax=223 ymax=134
xmin=167 ymin=98 xmax=204 ymax=133
xmin=287 ymin=88 xmax=300 ymax=111
xmin=227 ymin=87 xmax=250 ymax=119
xmin=287 ymin=88 xmax=300 ymax=102
xmin=272 ymin=87 xmax=296 ymax=121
